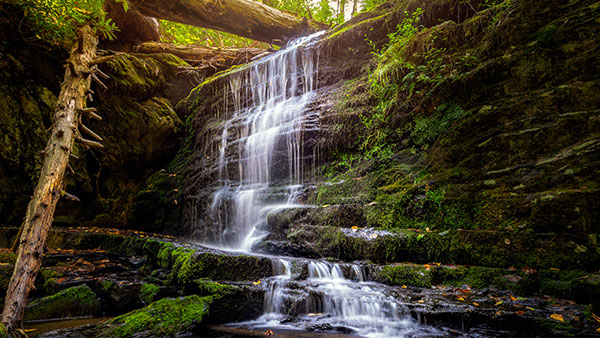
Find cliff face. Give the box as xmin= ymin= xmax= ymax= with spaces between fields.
xmin=311 ymin=0 xmax=600 ymax=235
xmin=1 ymin=0 xmax=598 ymax=257
xmin=179 ymin=0 xmax=599 ymax=275
xmin=0 ymin=9 xmax=193 ymax=233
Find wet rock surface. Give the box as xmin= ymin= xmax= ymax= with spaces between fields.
xmin=0 ymin=227 xmax=595 ymax=337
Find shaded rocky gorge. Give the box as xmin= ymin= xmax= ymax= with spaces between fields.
xmin=1 ymin=0 xmax=599 ymax=336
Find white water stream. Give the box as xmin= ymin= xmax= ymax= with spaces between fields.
xmin=209 ymin=32 xmax=323 ymax=251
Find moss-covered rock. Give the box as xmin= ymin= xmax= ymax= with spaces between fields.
xmin=175 ymin=252 xmax=273 ymax=284
xmin=140 ymin=283 xmax=160 ymax=304
xmin=98 ymin=295 xmax=210 ymax=338
xmin=375 ymin=264 xmax=433 ymax=287
xmin=24 ymin=285 xmax=100 ymax=321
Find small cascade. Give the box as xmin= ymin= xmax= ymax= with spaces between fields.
xmin=203 ymin=31 xmax=325 ymax=250
xmin=264 ymin=259 xmax=294 ymax=314
xmin=238 ymin=259 xmax=428 ymax=337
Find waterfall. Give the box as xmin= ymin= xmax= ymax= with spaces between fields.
xmin=197 ymin=32 xmax=438 ymax=337
xmin=248 ymin=260 xmax=423 ymax=337
xmin=206 ymin=31 xmax=325 ymax=250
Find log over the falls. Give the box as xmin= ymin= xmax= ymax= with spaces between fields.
xmin=134 ymin=42 xmax=271 ymax=69
xmin=129 ymin=0 xmax=329 ymax=45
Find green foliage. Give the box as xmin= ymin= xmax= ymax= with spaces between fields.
xmin=158 ymin=0 xmax=340 ymax=47
xmin=313 ymin=0 xmax=338 ymax=24
xmin=15 ymin=0 xmax=117 ymax=46
xmin=404 ymin=103 xmax=468 ymax=150
xmin=159 ymin=20 xmax=266 ymax=48
xmin=360 ymin=8 xmax=424 ymax=160
xmin=361 ymin=0 xmax=387 ymax=13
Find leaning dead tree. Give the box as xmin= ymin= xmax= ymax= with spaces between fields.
xmin=129 ymin=0 xmax=329 ymax=45
xmin=1 ymin=25 xmax=105 ymax=332
xmin=134 ymin=42 xmax=271 ymax=69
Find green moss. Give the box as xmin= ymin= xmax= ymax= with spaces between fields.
xmin=172 ymin=247 xmax=196 ymax=284
xmin=175 ymin=252 xmax=272 ymax=283
xmin=101 ymin=280 xmax=115 ymax=293
xmin=0 ymin=323 xmax=7 ymax=338
xmin=378 ymin=264 xmax=433 ymax=287
xmin=140 ymin=283 xmax=160 ymax=304
xmin=24 ymin=285 xmax=100 ymax=321
xmin=100 ymin=295 xmax=211 ymax=338
xmin=157 ymin=242 xmax=176 ymax=268
xmin=0 ymin=252 xmax=16 ymax=264
xmin=194 ymin=280 xmax=237 ymax=298
xmin=130 ymin=170 xmax=183 ymax=234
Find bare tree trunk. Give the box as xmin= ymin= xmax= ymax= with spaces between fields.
xmin=1 ymin=25 xmax=98 ymax=332
xmin=134 ymin=42 xmax=271 ymax=69
xmin=129 ymin=0 xmax=328 ymax=45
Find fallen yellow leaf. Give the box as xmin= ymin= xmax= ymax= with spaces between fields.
xmin=592 ymin=313 xmax=600 ymax=323
xmin=417 ymin=299 xmax=425 ymax=303
xmin=351 ymin=226 xmax=358 ymax=229
xmin=510 ymin=295 xmax=517 ymax=301
xmin=596 ymin=328 xmax=600 ymax=333
xmin=401 ymin=285 xmax=407 ymax=289
xmin=550 ymin=314 xmax=564 ymax=322
xmin=253 ymin=280 xmax=262 ymax=285
xmin=425 ymin=227 xmax=431 ymax=232
xmin=526 ymin=307 xmax=535 ymax=311
xmin=495 ymin=300 xmax=504 ymax=306
xmin=322 ymin=204 xmax=330 ymax=208
xmin=473 ymin=302 xmax=479 ymax=306
xmin=496 ymin=310 xmax=502 ymax=316
xmin=457 ymin=297 xmax=465 ymax=301
xmin=424 ymin=264 xmax=431 ymax=270
xmin=550 ymin=267 xmax=560 ymax=271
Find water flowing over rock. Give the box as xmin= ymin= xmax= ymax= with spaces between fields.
xmin=187 ymin=32 xmax=325 ymax=250
xmin=238 ymin=259 xmax=434 ymax=337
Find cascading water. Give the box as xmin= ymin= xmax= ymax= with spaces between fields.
xmin=237 ymin=259 xmax=432 ymax=337
xmin=207 ymin=32 xmax=324 ymax=251
xmin=200 ymin=33 xmax=438 ymax=337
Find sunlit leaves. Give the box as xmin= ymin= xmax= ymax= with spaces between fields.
xmin=15 ymin=0 xmax=117 ymax=46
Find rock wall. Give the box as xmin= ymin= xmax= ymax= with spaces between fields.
xmin=0 ymin=9 xmax=194 ymax=233
xmin=180 ymin=0 xmax=599 ymax=270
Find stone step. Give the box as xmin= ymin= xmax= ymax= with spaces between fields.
xmin=262 ymin=209 xmax=600 ymax=270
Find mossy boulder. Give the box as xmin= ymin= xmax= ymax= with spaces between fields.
xmin=140 ymin=283 xmax=161 ymax=304
xmin=24 ymin=285 xmax=100 ymax=321
xmin=98 ymin=295 xmax=211 ymax=338
xmin=175 ymin=252 xmax=273 ymax=284
xmin=375 ymin=264 xmax=433 ymax=287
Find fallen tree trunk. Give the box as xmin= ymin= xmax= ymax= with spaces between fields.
xmin=1 ymin=25 xmax=98 ymax=332
xmin=129 ymin=0 xmax=329 ymax=45
xmin=134 ymin=42 xmax=271 ymax=69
